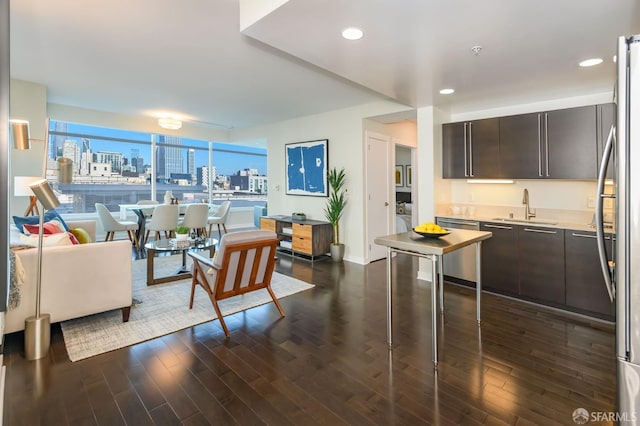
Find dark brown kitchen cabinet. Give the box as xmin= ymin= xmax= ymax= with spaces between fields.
xmin=518 ymin=225 xmax=565 ymax=305
xmin=545 ymin=105 xmax=598 ymax=179
xmin=480 ymin=222 xmax=519 ymax=296
xmin=597 ymin=103 xmax=616 ymax=180
xmin=499 ymin=112 xmax=542 ymax=178
xmin=442 ymin=118 xmax=500 ymax=178
xmin=565 ymin=230 xmax=615 ymax=319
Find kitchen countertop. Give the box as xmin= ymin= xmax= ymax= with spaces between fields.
xmin=436 ymin=214 xmax=615 ymax=233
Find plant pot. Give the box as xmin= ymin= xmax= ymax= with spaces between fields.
xmin=175 ymin=233 xmax=189 ymax=241
xmin=330 ymin=243 xmax=345 ymax=262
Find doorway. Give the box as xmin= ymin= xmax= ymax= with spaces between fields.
xmin=365 ymin=131 xmax=392 ymax=263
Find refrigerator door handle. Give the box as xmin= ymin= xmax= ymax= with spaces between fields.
xmin=596 ymin=124 xmax=616 ymax=302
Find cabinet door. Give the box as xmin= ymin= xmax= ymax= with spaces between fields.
xmin=292 ymin=223 xmax=313 ymax=254
xmin=468 ymin=118 xmax=500 ymax=178
xmin=480 ymin=222 xmax=519 ymax=295
xmin=442 ymin=122 xmax=467 ymax=178
xmin=260 ymin=217 xmax=275 ymax=232
xmin=545 ymin=105 xmax=598 ymax=179
xmin=518 ymin=226 xmax=565 ymax=305
xmin=597 ymin=103 xmax=615 ymax=180
xmin=499 ymin=113 xmax=542 ymax=178
xmin=565 ymin=231 xmax=615 ymax=319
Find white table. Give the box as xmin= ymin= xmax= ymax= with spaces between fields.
xmin=374 ymin=228 xmax=492 ymax=367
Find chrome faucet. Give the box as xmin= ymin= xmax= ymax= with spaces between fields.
xmin=522 ymin=188 xmax=536 ymax=220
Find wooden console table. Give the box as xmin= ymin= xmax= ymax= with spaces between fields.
xmin=260 ymin=215 xmax=332 ymax=260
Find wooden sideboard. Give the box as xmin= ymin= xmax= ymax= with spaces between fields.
xmin=260 ymin=215 xmax=332 ymax=260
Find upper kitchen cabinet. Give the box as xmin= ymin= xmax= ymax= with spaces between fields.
xmin=545 ymin=105 xmax=598 ymax=179
xmin=499 ymin=113 xmax=542 ymax=178
xmin=596 ymin=103 xmax=615 ymax=180
xmin=442 ymin=118 xmax=500 ymax=178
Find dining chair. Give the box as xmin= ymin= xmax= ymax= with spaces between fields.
xmin=188 ymin=230 xmax=283 ymax=337
xmin=145 ymin=204 xmax=179 ymax=242
xmin=207 ymin=200 xmax=231 ymax=238
xmin=179 ymin=203 xmax=209 ymax=237
xmin=95 ymin=202 xmax=139 ymax=248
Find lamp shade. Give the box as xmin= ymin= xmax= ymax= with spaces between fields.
xmin=14 ymin=176 xmax=41 ymax=197
xmin=10 ymin=120 xmax=31 ymax=150
xmin=29 ymin=179 xmax=60 ymax=211
xmin=57 ymin=158 xmax=73 ymax=184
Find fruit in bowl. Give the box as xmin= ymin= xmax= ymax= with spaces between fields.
xmin=413 ymin=222 xmax=450 ymax=238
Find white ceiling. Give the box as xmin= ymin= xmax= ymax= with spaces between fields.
xmin=10 ymin=0 xmax=640 ymax=131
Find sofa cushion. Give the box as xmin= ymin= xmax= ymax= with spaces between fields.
xmin=19 ymin=232 xmax=76 ymax=247
xmin=22 ymin=219 xmax=67 ymax=236
xmin=69 ymin=227 xmax=93 ymax=244
xmin=13 ymin=210 xmax=69 ymax=234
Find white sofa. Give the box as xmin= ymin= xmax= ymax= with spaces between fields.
xmin=6 ymin=220 xmax=133 ymax=334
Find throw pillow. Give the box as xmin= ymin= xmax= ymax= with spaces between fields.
xmin=69 ymin=227 xmax=93 ymax=244
xmin=19 ymin=232 xmax=75 ymax=247
xmin=13 ymin=210 xmax=69 ymax=234
xmin=22 ymin=219 xmax=67 ymax=236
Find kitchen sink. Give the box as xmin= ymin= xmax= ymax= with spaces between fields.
xmin=491 ymin=218 xmax=558 ymax=226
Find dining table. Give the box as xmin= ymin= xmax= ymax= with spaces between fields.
xmin=374 ymin=228 xmax=492 ymax=367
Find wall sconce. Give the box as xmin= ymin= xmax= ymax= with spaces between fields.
xmin=158 ymin=117 xmax=182 ymax=130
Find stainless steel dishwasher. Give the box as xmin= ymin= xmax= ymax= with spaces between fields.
xmin=436 ymin=217 xmax=480 ymax=283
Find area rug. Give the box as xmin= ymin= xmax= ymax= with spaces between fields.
xmin=60 ymin=255 xmax=314 ymax=362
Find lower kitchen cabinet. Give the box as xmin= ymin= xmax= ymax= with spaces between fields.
xmin=565 ymin=230 xmax=615 ymax=319
xmin=518 ymin=225 xmax=565 ymax=305
xmin=480 ymin=222 xmax=519 ymax=295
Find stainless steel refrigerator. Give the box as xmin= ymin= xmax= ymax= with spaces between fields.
xmin=596 ymin=34 xmax=640 ymax=421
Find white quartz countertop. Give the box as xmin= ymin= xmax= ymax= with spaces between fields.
xmin=435 ymin=214 xmax=614 ymax=233
xmin=375 ymin=228 xmax=492 ymax=256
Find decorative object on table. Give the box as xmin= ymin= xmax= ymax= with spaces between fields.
xmin=412 ymin=222 xmax=450 ymax=238
xmin=292 ymin=212 xmax=306 ymax=221
xmin=174 ymin=225 xmax=190 ymax=240
xmin=163 ymin=190 xmax=173 ymax=204
xmin=285 ymin=139 xmax=329 ymax=197
xmin=324 ymin=167 xmax=347 ymax=262
xmin=395 ymin=165 xmax=404 ymax=187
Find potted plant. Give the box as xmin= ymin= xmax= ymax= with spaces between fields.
xmin=324 ymin=167 xmax=347 ymax=262
xmin=174 ymin=225 xmax=190 ymax=240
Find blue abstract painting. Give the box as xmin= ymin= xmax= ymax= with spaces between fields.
xmin=285 ymin=139 xmax=328 ymax=196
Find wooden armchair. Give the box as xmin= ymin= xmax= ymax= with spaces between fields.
xmin=187 ymin=230 xmax=284 ymax=337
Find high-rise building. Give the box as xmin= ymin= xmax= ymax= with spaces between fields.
xmin=62 ymin=140 xmax=81 ymax=173
xmin=94 ymin=151 xmax=124 ymax=174
xmin=197 ymin=166 xmax=216 ymax=187
xmin=187 ymin=149 xmax=195 ymax=181
xmin=51 ymin=121 xmax=68 ymax=160
xmin=154 ymin=135 xmax=183 ymax=182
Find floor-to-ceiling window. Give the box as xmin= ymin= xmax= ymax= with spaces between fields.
xmin=47 ymin=121 xmax=267 ymax=213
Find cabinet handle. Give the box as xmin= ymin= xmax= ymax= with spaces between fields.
xmin=469 ymin=122 xmax=474 ymax=177
xmin=538 ymin=114 xmax=543 ymax=177
xmin=484 ymin=224 xmax=513 ymax=230
xmin=572 ymin=232 xmax=611 ymax=240
xmin=544 ymin=113 xmax=550 ymax=177
xmin=523 ymin=227 xmax=556 ymax=234
xmin=463 ymin=123 xmax=469 ymax=177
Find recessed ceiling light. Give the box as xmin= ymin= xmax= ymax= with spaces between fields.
xmin=342 ymin=27 xmax=364 ymax=40
xmin=439 ymin=88 xmax=455 ymax=95
xmin=579 ymin=58 xmax=603 ymax=67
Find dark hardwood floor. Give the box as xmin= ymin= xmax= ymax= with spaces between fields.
xmin=2 ymin=253 xmax=616 ymax=425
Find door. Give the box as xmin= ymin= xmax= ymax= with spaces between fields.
xmin=366 ymin=132 xmax=391 ymax=262
xmin=499 ymin=113 xmax=542 ymax=178
xmin=480 ymin=222 xmax=519 ymax=295
xmin=467 ymin=118 xmax=500 ymax=178
xmin=442 ymin=122 xmax=466 ymax=178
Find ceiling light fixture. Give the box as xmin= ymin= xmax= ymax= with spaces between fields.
xmin=158 ymin=117 xmax=182 ymax=130
xmin=579 ymin=58 xmax=603 ymax=67
xmin=439 ymin=88 xmax=455 ymax=95
xmin=342 ymin=27 xmax=364 ymax=40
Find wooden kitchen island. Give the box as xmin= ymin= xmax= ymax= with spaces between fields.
xmin=375 ymin=228 xmax=492 ymax=366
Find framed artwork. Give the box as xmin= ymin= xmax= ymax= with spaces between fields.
xmin=395 ymin=165 xmax=404 ymax=187
xmin=406 ymin=165 xmax=412 ymax=187
xmin=285 ymin=139 xmax=329 ymax=197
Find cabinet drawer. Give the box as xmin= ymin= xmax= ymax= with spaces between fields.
xmin=292 ymin=237 xmax=312 ymax=254
xmin=293 ymin=223 xmax=312 ymax=238
xmin=260 ymin=218 xmax=276 ymax=232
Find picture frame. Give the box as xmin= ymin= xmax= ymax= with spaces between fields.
xmin=395 ymin=165 xmax=404 ymax=187
xmin=285 ymin=139 xmax=329 ymax=197
xmin=406 ymin=165 xmax=412 ymax=187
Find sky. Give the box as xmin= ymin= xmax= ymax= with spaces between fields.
xmin=53 ymin=121 xmax=267 ymax=176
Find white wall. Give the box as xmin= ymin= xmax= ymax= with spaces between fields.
xmin=231 ymin=100 xmax=413 ymax=264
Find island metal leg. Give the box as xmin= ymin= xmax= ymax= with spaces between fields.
xmin=431 ymin=254 xmax=439 ymax=366
xmin=476 ymin=241 xmax=482 ymax=324
xmin=438 ymin=256 xmax=444 ymax=313
xmin=386 ymin=246 xmax=393 ymax=348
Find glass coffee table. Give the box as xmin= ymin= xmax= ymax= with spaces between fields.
xmin=144 ymin=237 xmax=218 ymax=286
